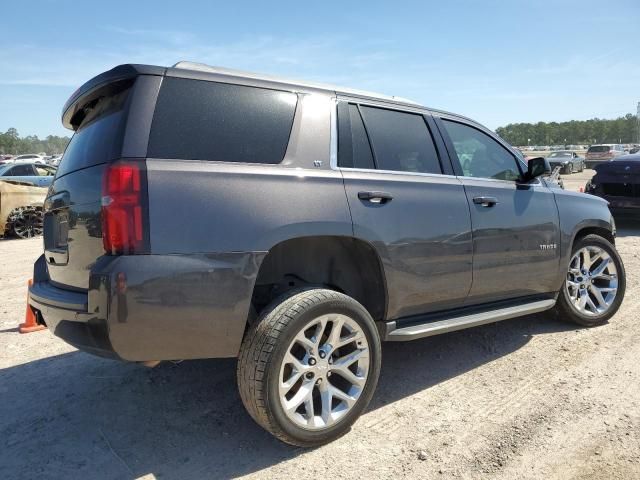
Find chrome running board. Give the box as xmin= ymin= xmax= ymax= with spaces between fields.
xmin=384 ymin=298 xmax=556 ymax=341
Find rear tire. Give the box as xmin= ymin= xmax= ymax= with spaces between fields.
xmin=237 ymin=288 xmax=381 ymax=447
xmin=554 ymin=234 xmax=625 ymax=327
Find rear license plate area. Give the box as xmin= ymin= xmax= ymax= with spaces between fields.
xmin=44 ymin=210 xmax=69 ymax=265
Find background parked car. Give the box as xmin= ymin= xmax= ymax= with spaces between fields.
xmin=585 ymin=144 xmax=626 ymax=168
xmin=0 ymin=162 xmax=57 ymax=187
xmin=546 ymin=151 xmax=584 ymax=174
xmin=11 ymin=154 xmax=46 ymax=164
xmin=585 ymin=154 xmax=640 ymax=218
xmin=0 ymin=180 xmax=47 ymax=238
xmin=46 ymin=154 xmax=63 ymax=166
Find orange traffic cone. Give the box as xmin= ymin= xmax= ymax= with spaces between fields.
xmin=19 ymin=279 xmax=46 ymax=333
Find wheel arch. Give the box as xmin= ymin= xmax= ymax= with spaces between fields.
xmin=249 ymin=235 xmax=388 ymax=325
xmin=572 ymin=223 xmax=615 ymax=247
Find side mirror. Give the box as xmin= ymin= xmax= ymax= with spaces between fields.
xmin=525 ymin=157 xmax=551 ymax=181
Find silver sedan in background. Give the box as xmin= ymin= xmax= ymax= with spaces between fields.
xmin=546 ymin=151 xmax=584 ymax=174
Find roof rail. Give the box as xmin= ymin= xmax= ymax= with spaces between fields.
xmin=171 ymin=61 xmax=421 ymax=106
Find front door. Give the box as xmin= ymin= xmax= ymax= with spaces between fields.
xmin=437 ymin=117 xmax=561 ymax=305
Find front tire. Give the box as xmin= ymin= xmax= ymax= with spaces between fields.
xmin=554 ymin=234 xmax=625 ymax=326
xmin=237 ymin=288 xmax=381 ymax=447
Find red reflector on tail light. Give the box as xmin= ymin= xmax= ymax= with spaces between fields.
xmin=102 ymin=161 xmax=148 ymax=255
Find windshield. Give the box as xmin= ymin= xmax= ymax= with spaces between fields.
xmin=588 ymin=146 xmax=611 ymax=153
xmin=549 ymin=152 xmax=571 ymax=158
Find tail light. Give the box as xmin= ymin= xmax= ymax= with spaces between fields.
xmin=101 ymin=160 xmax=149 ymax=255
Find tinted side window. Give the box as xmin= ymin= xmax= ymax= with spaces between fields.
xmin=149 ymin=78 xmax=297 ymax=164
xmin=359 ymin=106 xmax=441 ymax=174
xmin=8 ymin=164 xmax=35 ymax=176
xmin=442 ymin=120 xmax=521 ymax=181
xmin=337 ymin=103 xmax=375 ymax=169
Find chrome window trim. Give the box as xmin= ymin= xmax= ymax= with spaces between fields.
xmin=330 ymin=97 xmax=338 ymax=170
xmin=330 ymin=97 xmax=543 ymax=187
xmin=340 ymin=166 xmax=459 ymax=181
xmin=330 ymin=97 xmax=449 ymax=178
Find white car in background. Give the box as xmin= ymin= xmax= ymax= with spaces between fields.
xmin=12 ymin=154 xmax=46 ymax=164
xmin=47 ymin=155 xmax=63 ymax=166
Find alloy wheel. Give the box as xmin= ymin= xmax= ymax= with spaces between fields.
xmin=12 ymin=208 xmax=43 ymax=238
xmin=566 ymin=246 xmax=618 ymax=316
xmin=278 ymin=314 xmax=370 ymax=430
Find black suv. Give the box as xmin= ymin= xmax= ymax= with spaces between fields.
xmin=29 ymin=62 xmax=626 ymax=447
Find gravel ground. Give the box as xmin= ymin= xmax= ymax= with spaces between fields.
xmin=1 ymin=177 xmax=639 ymax=479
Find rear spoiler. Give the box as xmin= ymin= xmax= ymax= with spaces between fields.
xmin=61 ymin=64 xmax=166 ymax=131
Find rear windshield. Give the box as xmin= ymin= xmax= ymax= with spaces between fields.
xmin=56 ymin=86 xmax=131 ymax=178
xmin=148 ymin=77 xmax=297 ymax=164
xmin=588 ymin=146 xmax=611 ymax=153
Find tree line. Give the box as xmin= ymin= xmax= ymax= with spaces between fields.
xmin=2 ymin=113 xmax=639 ymax=155
xmin=495 ymin=114 xmax=639 ymax=147
xmin=0 ymin=128 xmax=71 ymax=155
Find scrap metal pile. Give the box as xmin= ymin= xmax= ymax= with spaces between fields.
xmin=0 ymin=180 xmax=47 ymax=238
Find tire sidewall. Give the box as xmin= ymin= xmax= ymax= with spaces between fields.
xmin=264 ymin=293 xmax=381 ymax=446
xmin=559 ymin=235 xmax=626 ymax=325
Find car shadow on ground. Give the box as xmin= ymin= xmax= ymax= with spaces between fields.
xmin=0 ymin=313 xmax=578 ymax=480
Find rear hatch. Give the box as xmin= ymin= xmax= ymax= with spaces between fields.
xmin=44 ymin=68 xmax=158 ymax=291
xmin=594 ymin=160 xmax=640 ymax=198
xmin=586 ymin=145 xmax=612 ymax=159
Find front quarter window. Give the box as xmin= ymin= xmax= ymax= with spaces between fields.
xmin=442 ymin=119 xmax=521 ymax=181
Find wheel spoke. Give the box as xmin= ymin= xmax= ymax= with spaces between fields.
xmin=284 ymin=352 xmax=308 ymax=372
xmin=325 ymin=317 xmax=345 ymax=350
xmin=577 ymin=292 xmax=588 ymax=310
xmin=319 ymin=383 xmax=333 ymax=426
xmin=284 ymin=380 xmax=314 ymax=413
xmin=331 ymin=364 xmax=366 ymax=386
xmin=597 ymin=287 xmax=617 ymax=293
xmin=329 ymin=385 xmax=357 ymax=407
xmin=281 ymin=370 xmax=302 ymax=394
xmin=313 ymin=318 xmax=329 ymax=345
xmin=333 ymin=348 xmax=366 ymax=369
xmin=304 ymin=394 xmax=315 ymax=425
xmin=590 ymin=258 xmax=611 ymax=278
xmin=589 ymin=286 xmax=607 ymax=308
xmin=294 ymin=334 xmax=316 ymax=352
xmin=581 ymin=249 xmax=592 ymax=270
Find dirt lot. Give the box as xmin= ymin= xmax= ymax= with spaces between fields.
xmin=1 ymin=174 xmax=639 ymax=480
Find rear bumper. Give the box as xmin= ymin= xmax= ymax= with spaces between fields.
xmin=29 ymin=255 xmax=118 ymax=358
xmin=585 ymin=159 xmax=611 ymax=169
xmin=29 ymin=251 xmax=265 ymax=361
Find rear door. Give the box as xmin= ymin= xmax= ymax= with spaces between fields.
xmin=337 ymin=99 xmax=473 ymax=320
xmin=436 ymin=116 xmax=561 ymax=305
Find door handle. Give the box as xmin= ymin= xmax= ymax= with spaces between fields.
xmin=358 ymin=191 xmax=393 ymax=204
xmin=473 ymin=196 xmax=498 ymax=207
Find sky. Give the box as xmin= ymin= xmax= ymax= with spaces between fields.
xmin=1 ymin=0 xmax=639 ymax=138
